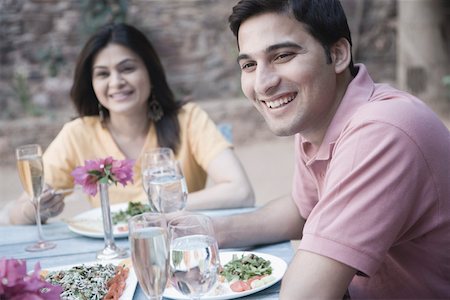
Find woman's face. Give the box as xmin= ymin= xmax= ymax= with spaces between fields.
xmin=92 ymin=43 xmax=151 ymax=119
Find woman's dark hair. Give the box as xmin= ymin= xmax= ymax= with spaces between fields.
xmin=229 ymin=0 xmax=357 ymax=77
xmin=70 ymin=23 xmax=182 ymax=153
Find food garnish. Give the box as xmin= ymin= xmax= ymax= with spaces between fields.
xmin=112 ymin=201 xmax=152 ymax=225
xmin=220 ymin=253 xmax=274 ymax=292
xmin=43 ymin=263 xmax=129 ymax=300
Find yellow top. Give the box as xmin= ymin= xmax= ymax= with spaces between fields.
xmin=43 ymin=102 xmax=231 ymax=207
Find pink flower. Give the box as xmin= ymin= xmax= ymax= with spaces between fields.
xmin=71 ymin=157 xmax=134 ymax=196
xmin=0 ymin=257 xmax=63 ymax=300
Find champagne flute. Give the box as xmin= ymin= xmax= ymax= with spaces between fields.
xmin=168 ymin=214 xmax=220 ymax=299
xmin=129 ymin=212 xmax=170 ymax=300
xmin=142 ymin=148 xmax=175 ymax=210
xmin=15 ymin=144 xmax=56 ymax=251
xmin=148 ymin=160 xmax=188 ymax=213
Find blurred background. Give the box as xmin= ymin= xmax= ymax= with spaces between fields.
xmin=0 ymin=0 xmax=449 ymax=218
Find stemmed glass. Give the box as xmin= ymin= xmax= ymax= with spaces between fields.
xmin=148 ymin=160 xmax=188 ymax=213
xmin=129 ymin=212 xmax=170 ymax=300
xmin=142 ymin=148 xmax=175 ymax=211
xmin=141 ymin=148 xmax=188 ymax=213
xmin=168 ymin=214 xmax=220 ymax=299
xmin=15 ymin=144 xmax=56 ymax=251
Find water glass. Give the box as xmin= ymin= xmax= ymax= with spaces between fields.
xmin=147 ymin=160 xmax=188 ymax=213
xmin=129 ymin=212 xmax=170 ymax=300
xmin=168 ymin=214 xmax=220 ymax=299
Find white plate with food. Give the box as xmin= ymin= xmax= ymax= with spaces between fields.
xmin=66 ymin=202 xmax=152 ymax=238
xmin=163 ymin=251 xmax=287 ymax=300
xmin=40 ymin=258 xmax=137 ymax=300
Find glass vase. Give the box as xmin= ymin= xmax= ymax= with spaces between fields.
xmin=96 ymin=182 xmax=127 ymax=260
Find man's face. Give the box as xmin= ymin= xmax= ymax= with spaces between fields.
xmin=237 ymin=12 xmax=340 ymax=140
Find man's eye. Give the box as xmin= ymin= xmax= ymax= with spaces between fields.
xmin=241 ymin=62 xmax=256 ymax=71
xmin=274 ymin=53 xmax=295 ymax=62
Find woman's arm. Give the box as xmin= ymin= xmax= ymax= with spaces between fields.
xmin=186 ymin=148 xmax=255 ymax=210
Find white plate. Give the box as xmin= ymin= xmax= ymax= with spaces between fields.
xmin=43 ymin=258 xmax=137 ymax=300
xmin=163 ymin=251 xmax=287 ymax=300
xmin=67 ymin=203 xmax=131 ymax=238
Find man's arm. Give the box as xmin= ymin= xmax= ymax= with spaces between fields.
xmin=280 ymin=250 xmax=356 ymax=299
xmin=213 ymin=195 xmax=304 ymax=248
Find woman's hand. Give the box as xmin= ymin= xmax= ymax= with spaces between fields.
xmin=9 ymin=185 xmax=67 ymax=225
xmin=38 ymin=187 xmax=66 ymax=221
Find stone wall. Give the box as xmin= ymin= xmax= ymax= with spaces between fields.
xmin=0 ymin=0 xmax=419 ymax=166
xmin=0 ymin=0 xmax=399 ymax=119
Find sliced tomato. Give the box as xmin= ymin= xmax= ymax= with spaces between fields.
xmin=246 ymin=275 xmax=263 ymax=286
xmin=230 ymin=280 xmax=251 ymax=292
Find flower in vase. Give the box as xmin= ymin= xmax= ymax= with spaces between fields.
xmin=0 ymin=257 xmax=63 ymax=299
xmin=71 ymin=157 xmax=134 ymax=196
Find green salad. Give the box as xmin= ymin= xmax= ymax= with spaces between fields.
xmin=111 ymin=201 xmax=152 ymax=225
xmin=220 ymin=253 xmax=273 ymax=281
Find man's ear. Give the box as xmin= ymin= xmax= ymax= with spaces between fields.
xmin=331 ymin=38 xmax=351 ymax=74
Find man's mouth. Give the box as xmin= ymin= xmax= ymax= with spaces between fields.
xmin=261 ymin=94 xmax=296 ymax=109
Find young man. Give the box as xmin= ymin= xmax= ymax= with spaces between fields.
xmin=213 ymin=0 xmax=450 ymax=298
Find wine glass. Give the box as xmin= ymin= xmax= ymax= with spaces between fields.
xmin=168 ymin=214 xmax=220 ymax=299
xmin=148 ymin=160 xmax=188 ymax=213
xmin=15 ymin=144 xmax=56 ymax=251
xmin=129 ymin=212 xmax=170 ymax=300
xmin=142 ymin=148 xmax=175 ymax=210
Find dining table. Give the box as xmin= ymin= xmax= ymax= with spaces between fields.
xmin=0 ymin=207 xmax=294 ymax=300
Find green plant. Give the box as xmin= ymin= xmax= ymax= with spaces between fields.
xmin=12 ymin=73 xmax=42 ymax=116
xmin=80 ymin=0 xmax=128 ymax=38
xmin=443 ymin=75 xmax=450 ymax=100
xmin=36 ymin=47 xmax=65 ymax=77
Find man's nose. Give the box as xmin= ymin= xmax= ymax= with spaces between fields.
xmin=254 ymin=65 xmax=280 ymax=95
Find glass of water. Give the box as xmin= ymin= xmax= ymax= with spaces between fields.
xmin=168 ymin=214 xmax=220 ymax=299
xmin=129 ymin=212 xmax=170 ymax=300
xmin=148 ymin=160 xmax=188 ymax=213
xmin=141 ymin=148 xmax=175 ymax=210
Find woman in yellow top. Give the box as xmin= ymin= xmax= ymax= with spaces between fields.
xmin=9 ymin=23 xmax=254 ymax=224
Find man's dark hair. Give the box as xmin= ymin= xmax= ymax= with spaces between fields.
xmin=229 ymin=0 xmax=357 ymax=76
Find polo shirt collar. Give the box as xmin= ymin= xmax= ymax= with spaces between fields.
xmin=300 ymin=64 xmax=375 ymax=162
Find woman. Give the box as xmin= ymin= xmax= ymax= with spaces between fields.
xmin=9 ymin=23 xmax=254 ymax=224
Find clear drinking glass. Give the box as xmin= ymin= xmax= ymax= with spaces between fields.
xmin=141 ymin=148 xmax=175 ymax=210
xmin=129 ymin=212 xmax=170 ymax=300
xmin=168 ymin=214 xmax=220 ymax=300
xmin=15 ymin=144 xmax=56 ymax=251
xmin=147 ymin=160 xmax=188 ymax=213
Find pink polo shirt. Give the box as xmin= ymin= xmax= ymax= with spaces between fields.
xmin=293 ymin=64 xmax=450 ymax=298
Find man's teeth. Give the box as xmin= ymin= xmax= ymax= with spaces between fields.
xmin=264 ymin=95 xmax=294 ymax=108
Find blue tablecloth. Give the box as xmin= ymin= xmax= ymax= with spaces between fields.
xmin=0 ymin=215 xmax=293 ymax=299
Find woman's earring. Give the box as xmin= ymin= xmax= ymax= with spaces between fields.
xmin=98 ymin=103 xmax=105 ymax=122
xmin=148 ymin=94 xmax=164 ymax=122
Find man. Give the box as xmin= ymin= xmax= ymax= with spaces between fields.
xmin=213 ymin=0 xmax=450 ymax=298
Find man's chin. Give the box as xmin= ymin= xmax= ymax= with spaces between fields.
xmin=267 ymin=123 xmax=295 ymax=137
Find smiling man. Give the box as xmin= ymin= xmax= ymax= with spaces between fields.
xmin=212 ymin=0 xmax=450 ymax=298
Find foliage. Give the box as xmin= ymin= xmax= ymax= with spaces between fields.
xmin=36 ymin=47 xmax=65 ymax=77
xmin=80 ymin=0 xmax=128 ymax=39
xmin=443 ymin=75 xmax=450 ymax=100
xmin=12 ymin=74 xmax=42 ymax=117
